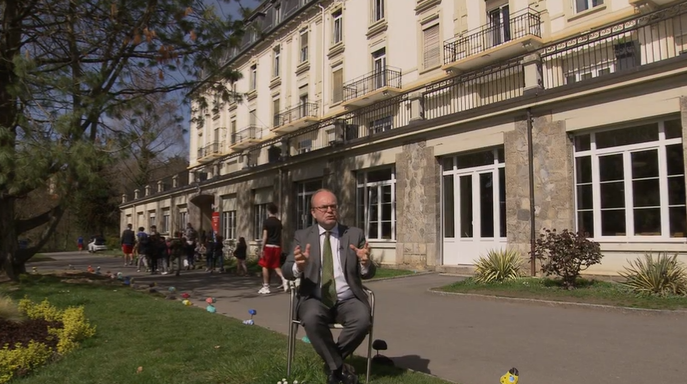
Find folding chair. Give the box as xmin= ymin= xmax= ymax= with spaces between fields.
xmin=286 ymin=280 xmax=375 ymax=383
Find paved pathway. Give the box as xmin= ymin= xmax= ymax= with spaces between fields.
xmin=29 ymin=252 xmax=687 ymax=384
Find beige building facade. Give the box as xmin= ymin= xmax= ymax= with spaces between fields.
xmin=120 ymin=0 xmax=687 ymax=275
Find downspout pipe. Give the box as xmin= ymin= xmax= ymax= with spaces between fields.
xmin=526 ymin=108 xmax=536 ymax=277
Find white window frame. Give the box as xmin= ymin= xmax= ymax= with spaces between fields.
xmin=371 ymin=0 xmax=385 ymax=24
xmin=222 ymin=210 xmax=237 ymax=240
xmin=573 ymin=120 xmax=686 ymax=241
xmin=298 ymin=139 xmax=312 ymax=154
xmin=253 ymin=203 xmax=268 ymax=240
xmin=296 ymin=179 xmax=323 ymax=230
xmin=178 ymin=210 xmax=187 ymax=229
xmin=357 ymin=168 xmax=396 ymax=241
xmin=273 ymin=98 xmax=281 ymax=127
xmin=372 ymin=48 xmax=387 ymax=89
xmin=162 ymin=210 xmax=170 ymax=233
xmin=149 ymin=212 xmax=156 ymax=228
xmin=565 ymin=62 xmax=614 ymax=85
xmin=575 ymin=0 xmax=604 ymax=14
xmin=300 ymin=29 xmax=309 ymax=63
xmin=332 ymin=9 xmax=343 ymax=44
xmin=274 ymin=3 xmax=282 ymax=24
xmin=250 ymin=64 xmax=257 ymax=91
xmin=370 ymin=116 xmax=393 ymax=134
xmin=272 ymin=45 xmax=281 ymax=78
xmin=441 ymin=148 xmax=506 ymax=240
xmin=332 ymin=67 xmax=343 ymax=104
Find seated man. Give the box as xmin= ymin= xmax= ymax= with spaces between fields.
xmin=282 ymin=189 xmax=376 ymax=384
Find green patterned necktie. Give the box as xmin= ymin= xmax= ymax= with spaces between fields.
xmin=321 ymin=231 xmax=337 ymax=308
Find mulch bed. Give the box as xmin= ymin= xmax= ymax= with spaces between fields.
xmin=0 ymin=318 xmax=63 ymax=350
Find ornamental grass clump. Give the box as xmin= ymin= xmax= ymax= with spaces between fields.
xmin=619 ymin=252 xmax=687 ymax=296
xmin=473 ymin=248 xmax=524 ymax=283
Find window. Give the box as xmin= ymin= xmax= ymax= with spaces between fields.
xmin=253 ymin=203 xmax=268 ymax=240
xmin=222 ymin=210 xmax=237 ymax=240
xmin=332 ymin=9 xmax=343 ymax=44
xmin=296 ymin=179 xmax=323 ymax=229
xmin=298 ymin=139 xmax=312 ymax=154
xmin=250 ymin=64 xmax=257 ymax=91
xmin=371 ymin=0 xmax=384 ymax=23
xmin=300 ymin=29 xmax=309 ymax=63
xmin=272 ymin=46 xmax=281 ymax=78
xmin=487 ymin=5 xmax=511 ymax=47
xmin=575 ymin=0 xmax=603 ymax=13
xmin=149 ymin=212 xmax=156 ymax=228
xmin=357 ymin=168 xmax=396 ymax=240
xmin=272 ymin=98 xmax=281 ymax=127
xmin=179 ymin=211 xmax=187 ymax=229
xmin=332 ymin=68 xmax=343 ymax=103
xmin=372 ymin=48 xmax=387 ymax=89
xmin=565 ymin=64 xmax=613 ymax=85
xmin=137 ymin=212 xmax=144 ymax=227
xmin=162 ymin=210 xmax=170 ymax=233
xmin=574 ymin=119 xmax=686 ymax=239
xmin=370 ymin=116 xmax=393 ymax=134
xmin=249 ymin=109 xmax=257 ymax=126
xmin=274 ymin=3 xmax=282 ymax=24
xmin=299 ymin=92 xmax=309 ymax=117
xmin=230 ymin=119 xmax=237 ymax=143
xmin=422 ymin=24 xmax=441 ymax=69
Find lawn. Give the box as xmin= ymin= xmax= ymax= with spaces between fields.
xmin=435 ymin=277 xmax=687 ymax=310
xmin=2 ymin=275 xmax=450 ymax=384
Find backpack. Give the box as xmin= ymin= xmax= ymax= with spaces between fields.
xmin=138 ymin=233 xmax=150 ymax=246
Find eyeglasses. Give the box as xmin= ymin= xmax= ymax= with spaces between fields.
xmin=313 ymin=204 xmax=338 ymax=212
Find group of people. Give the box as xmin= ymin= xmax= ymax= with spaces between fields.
xmin=119 ymin=222 xmax=249 ymax=275
xmin=119 ymin=189 xmax=375 ymax=384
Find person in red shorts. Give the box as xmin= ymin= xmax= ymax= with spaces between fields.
xmin=120 ymin=223 xmax=136 ymax=266
xmin=258 ymin=202 xmax=288 ymax=294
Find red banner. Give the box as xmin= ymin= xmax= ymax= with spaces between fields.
xmin=211 ymin=211 xmax=220 ymax=234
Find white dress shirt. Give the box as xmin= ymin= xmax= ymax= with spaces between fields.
xmin=292 ymin=224 xmax=370 ymax=301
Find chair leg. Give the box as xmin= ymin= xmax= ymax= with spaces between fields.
xmin=287 ymin=323 xmax=295 ymax=377
xmin=365 ymin=327 xmax=373 ymax=384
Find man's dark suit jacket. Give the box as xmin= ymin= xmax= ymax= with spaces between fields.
xmin=282 ymin=223 xmax=376 ymax=307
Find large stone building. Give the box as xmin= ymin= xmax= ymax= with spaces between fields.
xmin=119 ymin=0 xmax=687 ymax=275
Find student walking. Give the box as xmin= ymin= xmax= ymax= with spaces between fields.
xmin=234 ymin=237 xmax=248 ymax=276
xmin=258 ymin=203 xmax=288 ymax=294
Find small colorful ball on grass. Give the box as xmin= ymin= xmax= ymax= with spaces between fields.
xmin=205 ymin=297 xmax=215 ymax=304
xmin=181 ymin=292 xmax=190 ymax=299
xmin=168 ymin=287 xmax=176 ymax=293
xmin=206 ymin=305 xmax=216 ymax=313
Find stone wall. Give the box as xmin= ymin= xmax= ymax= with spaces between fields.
xmin=504 ymin=113 xmax=574 ymax=266
xmin=394 ymin=141 xmax=441 ymax=269
xmin=236 ymin=180 xmax=253 ymax=243
xmin=681 ymin=97 xmax=687 ymax=222
xmin=323 ymin=156 xmax=356 ymax=226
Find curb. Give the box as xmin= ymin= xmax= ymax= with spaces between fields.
xmin=367 ymin=271 xmax=436 ymax=283
xmin=427 ymin=288 xmax=687 ymax=315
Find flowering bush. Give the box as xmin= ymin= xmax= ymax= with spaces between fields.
xmin=0 ymin=298 xmax=96 ymax=383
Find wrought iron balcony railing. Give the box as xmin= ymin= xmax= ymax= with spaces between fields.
xmin=275 ymin=102 xmax=319 ymax=127
xmin=343 ymin=67 xmax=402 ymax=102
xmin=197 ymin=142 xmax=220 ymax=159
xmin=444 ymin=8 xmax=541 ymax=64
xmin=231 ymin=125 xmax=262 ymax=144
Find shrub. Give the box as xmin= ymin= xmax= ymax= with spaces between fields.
xmin=0 ymin=296 xmax=23 ymax=323
xmin=0 ymin=298 xmax=97 ymax=383
xmin=0 ymin=341 xmax=53 ymax=384
xmin=619 ymin=252 xmax=687 ymax=296
xmin=531 ymin=229 xmax=603 ymax=288
xmin=473 ymin=249 xmax=523 ymax=283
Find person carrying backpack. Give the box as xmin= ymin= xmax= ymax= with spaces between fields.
xmin=136 ymin=227 xmax=150 ymax=272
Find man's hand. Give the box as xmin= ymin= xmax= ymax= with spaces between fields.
xmin=350 ymin=242 xmax=371 ymax=266
xmin=294 ymin=244 xmax=311 ymax=272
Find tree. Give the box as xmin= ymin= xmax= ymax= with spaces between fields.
xmin=107 ymin=72 xmax=188 ymax=191
xmin=0 ymin=0 xmax=247 ymax=280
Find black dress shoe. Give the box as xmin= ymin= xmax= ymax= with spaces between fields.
xmin=327 ymin=373 xmax=342 ymax=384
xmin=341 ymin=364 xmax=359 ymax=384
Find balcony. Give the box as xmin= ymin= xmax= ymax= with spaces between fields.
xmin=197 ymin=142 xmax=222 ymax=163
xmin=272 ymin=102 xmax=319 ymax=134
xmin=342 ymin=67 xmax=403 ymax=108
xmin=230 ymin=125 xmax=263 ymax=151
xmin=443 ymin=8 xmax=543 ymax=72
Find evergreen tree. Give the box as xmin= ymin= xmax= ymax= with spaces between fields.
xmin=0 ymin=0 xmax=246 ymax=279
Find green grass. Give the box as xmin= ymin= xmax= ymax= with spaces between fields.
xmin=2 ymin=275 xmax=450 ymax=384
xmin=436 ymin=277 xmax=687 ymax=310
